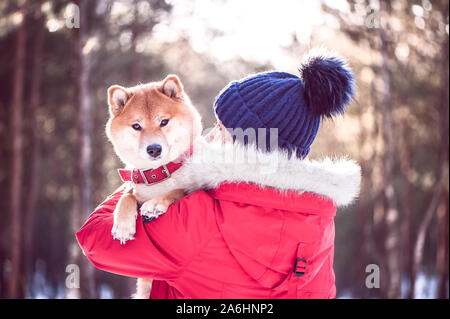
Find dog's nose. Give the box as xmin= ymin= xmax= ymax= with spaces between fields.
xmin=147 ymin=144 xmax=162 ymax=158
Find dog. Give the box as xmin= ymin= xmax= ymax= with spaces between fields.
xmin=106 ymin=75 xmax=203 ymax=298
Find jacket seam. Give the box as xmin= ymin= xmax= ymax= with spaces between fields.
xmin=255 ymin=212 xmax=287 ymax=281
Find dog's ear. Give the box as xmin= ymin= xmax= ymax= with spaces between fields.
xmin=108 ymin=85 xmax=130 ymax=116
xmin=160 ymin=75 xmax=183 ymax=99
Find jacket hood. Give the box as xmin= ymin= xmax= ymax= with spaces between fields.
xmin=182 ymin=139 xmax=361 ymax=207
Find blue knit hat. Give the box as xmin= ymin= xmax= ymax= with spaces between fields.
xmin=214 ymin=49 xmax=355 ymax=158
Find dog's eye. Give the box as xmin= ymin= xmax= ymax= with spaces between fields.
xmin=160 ymin=119 xmax=169 ymax=127
xmin=132 ymin=123 xmax=142 ymax=131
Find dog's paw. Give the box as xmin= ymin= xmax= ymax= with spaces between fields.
xmin=111 ymin=210 xmax=137 ymax=245
xmin=140 ymin=199 xmax=169 ymax=219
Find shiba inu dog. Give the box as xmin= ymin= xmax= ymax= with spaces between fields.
xmin=106 ymin=75 xmax=202 ymax=298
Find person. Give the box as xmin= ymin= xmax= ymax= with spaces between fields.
xmin=76 ymin=49 xmax=361 ymax=298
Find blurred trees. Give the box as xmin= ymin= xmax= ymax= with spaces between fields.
xmin=323 ymin=0 xmax=449 ymax=298
xmin=23 ymin=0 xmax=44 ymax=297
xmin=0 ymin=0 xmax=226 ymax=299
xmin=0 ymin=0 xmax=448 ymax=298
xmin=8 ymin=0 xmax=27 ymax=299
xmin=67 ymin=0 xmax=95 ymax=299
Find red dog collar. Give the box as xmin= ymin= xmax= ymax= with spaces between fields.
xmin=118 ymin=162 xmax=181 ymax=185
xmin=117 ymin=146 xmax=193 ymax=185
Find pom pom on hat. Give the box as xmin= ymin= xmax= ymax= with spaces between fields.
xmin=299 ymin=48 xmax=355 ymax=118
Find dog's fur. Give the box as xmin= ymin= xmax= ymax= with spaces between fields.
xmin=106 ymin=75 xmax=202 ymax=298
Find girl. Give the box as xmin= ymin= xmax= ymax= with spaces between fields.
xmin=77 ymin=49 xmax=361 ymax=298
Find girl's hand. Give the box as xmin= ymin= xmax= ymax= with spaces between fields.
xmin=204 ymin=121 xmax=233 ymax=144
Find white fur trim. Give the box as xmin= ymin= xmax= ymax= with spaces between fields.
xmin=182 ymin=140 xmax=361 ymax=207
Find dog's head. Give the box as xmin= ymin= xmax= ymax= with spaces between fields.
xmin=106 ymin=75 xmax=202 ymax=169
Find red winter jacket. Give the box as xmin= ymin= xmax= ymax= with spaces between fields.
xmin=76 ymin=142 xmax=361 ymax=299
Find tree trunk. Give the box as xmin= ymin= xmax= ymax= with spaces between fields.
xmin=378 ymin=0 xmax=401 ymax=299
xmin=66 ymin=0 xmax=96 ymax=299
xmin=410 ymin=35 xmax=449 ymax=299
xmin=8 ymin=0 xmax=27 ymax=299
xmin=400 ymin=122 xmax=413 ymax=298
xmin=436 ymin=193 xmax=449 ymax=299
xmin=435 ymin=5 xmax=449 ymax=301
xmin=356 ymin=89 xmax=380 ymax=298
xmin=409 ymin=167 xmax=445 ymax=298
xmin=130 ymin=0 xmax=142 ymax=83
xmin=23 ymin=5 xmax=44 ymax=297
xmin=436 ymin=31 xmax=449 ymax=301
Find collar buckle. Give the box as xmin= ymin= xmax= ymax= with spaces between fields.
xmin=139 ymin=164 xmax=171 ymax=186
